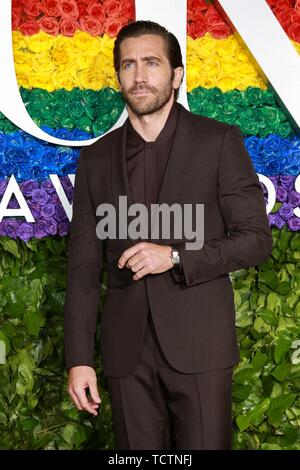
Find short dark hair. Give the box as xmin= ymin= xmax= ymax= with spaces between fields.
xmin=113 ymin=20 xmax=184 ymax=100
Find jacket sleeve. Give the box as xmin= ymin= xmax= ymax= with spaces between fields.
xmin=171 ymin=125 xmax=272 ymax=287
xmin=64 ymin=148 xmax=103 ymax=370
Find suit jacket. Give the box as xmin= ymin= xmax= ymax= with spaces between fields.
xmin=63 ymin=102 xmax=273 ymax=378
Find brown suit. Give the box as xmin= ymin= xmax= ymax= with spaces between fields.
xmin=64 ymin=102 xmax=272 ymax=377
xmin=64 ymin=102 xmax=273 ymax=449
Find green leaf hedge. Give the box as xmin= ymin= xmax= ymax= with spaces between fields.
xmin=0 ymin=228 xmax=299 ymax=449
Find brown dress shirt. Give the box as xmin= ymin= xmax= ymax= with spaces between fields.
xmin=125 ymin=100 xmax=184 ymax=277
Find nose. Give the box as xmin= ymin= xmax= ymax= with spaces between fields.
xmin=133 ymin=62 xmax=147 ymax=83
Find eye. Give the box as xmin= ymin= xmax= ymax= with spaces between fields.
xmin=123 ymin=63 xmax=133 ymax=70
xmin=148 ymin=60 xmax=157 ymax=66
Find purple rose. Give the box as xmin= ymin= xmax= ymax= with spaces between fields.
xmin=41 ymin=179 xmax=56 ymax=194
xmin=27 ymin=201 xmax=41 ymax=219
xmin=268 ymin=212 xmax=286 ymax=229
xmin=20 ymin=180 xmax=39 ymax=197
xmin=17 ymin=222 xmax=33 ymax=242
xmin=279 ymin=202 xmax=294 ymax=220
xmin=41 ymin=204 xmax=56 ymax=219
xmin=0 ymin=179 xmax=8 ymax=197
xmin=66 ymin=188 xmax=74 ymax=203
xmin=60 ymin=176 xmax=73 ymax=191
xmin=288 ymin=190 xmax=300 ymax=208
xmin=276 ymin=186 xmax=288 ymax=203
xmin=1 ymin=219 xmax=19 ymax=239
xmin=44 ymin=219 xmax=58 ymax=235
xmin=32 ymin=189 xmax=50 ymax=206
xmin=34 ymin=219 xmax=48 ymax=239
xmin=49 ymin=193 xmax=60 ymax=205
xmin=269 ymin=176 xmax=279 ymax=192
xmin=278 ymin=175 xmax=295 ymax=191
xmin=58 ymin=220 xmax=69 ymax=236
xmin=54 ymin=204 xmax=68 ymax=222
xmin=7 ymin=198 xmax=20 ymax=209
xmin=287 ymin=216 xmax=300 ymax=231
xmin=0 ymin=221 xmax=7 ymax=236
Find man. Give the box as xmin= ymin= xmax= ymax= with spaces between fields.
xmin=64 ymin=20 xmax=273 ymax=450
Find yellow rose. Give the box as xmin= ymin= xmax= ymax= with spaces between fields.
xmin=51 ymin=46 xmax=70 ymax=67
xmin=29 ymin=72 xmax=54 ymax=92
xmin=78 ymin=68 xmax=103 ymax=90
xmin=25 ymin=32 xmax=54 ymax=53
xmin=32 ymin=52 xmax=57 ymax=74
xmin=12 ymin=31 xmax=27 ymax=52
xmin=74 ymin=51 xmax=95 ymax=70
xmin=15 ymin=71 xmax=31 ymax=89
xmin=217 ymin=74 xmax=238 ymax=92
xmin=53 ymin=71 xmax=77 ymax=91
xmin=73 ymin=31 xmax=99 ymax=52
xmin=13 ymin=51 xmax=33 ymax=73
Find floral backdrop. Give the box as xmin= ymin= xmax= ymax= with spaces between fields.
xmin=0 ymin=0 xmax=300 ymax=450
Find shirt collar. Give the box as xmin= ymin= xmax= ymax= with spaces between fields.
xmin=126 ymin=100 xmax=179 ymax=147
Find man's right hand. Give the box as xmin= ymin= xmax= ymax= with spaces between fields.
xmin=67 ymin=365 xmax=101 ymax=416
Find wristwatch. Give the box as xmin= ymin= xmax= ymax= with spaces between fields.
xmin=170 ymin=245 xmax=181 ymax=267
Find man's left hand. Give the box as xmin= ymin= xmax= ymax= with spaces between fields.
xmin=118 ymin=242 xmax=173 ymax=281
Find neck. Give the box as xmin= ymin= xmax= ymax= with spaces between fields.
xmin=127 ymin=96 xmax=175 ymax=142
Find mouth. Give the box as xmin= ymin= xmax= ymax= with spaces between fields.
xmin=132 ymin=90 xmax=150 ymax=96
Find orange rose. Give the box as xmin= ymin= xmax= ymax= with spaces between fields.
xmin=59 ymin=17 xmax=79 ymax=36
xmin=103 ymin=0 xmax=122 ymax=18
xmin=104 ymin=17 xmax=123 ymax=37
xmin=79 ymin=16 xmax=104 ymax=36
xmin=58 ymin=0 xmax=79 ymax=20
xmin=39 ymin=16 xmax=60 ymax=35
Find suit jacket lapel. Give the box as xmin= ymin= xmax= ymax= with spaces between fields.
xmin=110 ymin=103 xmax=195 ymax=246
xmin=153 ymin=104 xmax=195 ymax=244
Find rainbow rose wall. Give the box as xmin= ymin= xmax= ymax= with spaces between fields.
xmin=0 ymin=0 xmax=300 ymax=450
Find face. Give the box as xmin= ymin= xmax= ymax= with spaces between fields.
xmin=117 ymin=34 xmax=183 ymax=116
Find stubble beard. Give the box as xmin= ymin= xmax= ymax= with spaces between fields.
xmin=121 ymin=76 xmax=175 ymax=116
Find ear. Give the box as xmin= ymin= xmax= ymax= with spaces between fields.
xmin=173 ymin=67 xmax=184 ymax=90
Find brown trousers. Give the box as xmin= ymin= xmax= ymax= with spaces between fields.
xmin=105 ymin=313 xmax=234 ymax=450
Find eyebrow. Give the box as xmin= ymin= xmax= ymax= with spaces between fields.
xmin=121 ymin=56 xmax=162 ymax=67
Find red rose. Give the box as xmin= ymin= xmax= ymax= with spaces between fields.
xmin=296 ymin=0 xmax=300 ymax=12
xmin=103 ymin=0 xmax=122 ymax=18
xmin=58 ymin=0 xmax=79 ymax=20
xmin=204 ymin=5 xmax=223 ymax=27
xmin=12 ymin=7 xmax=22 ymax=29
xmin=59 ymin=17 xmax=79 ymax=36
xmin=79 ymin=16 xmax=104 ymax=36
xmin=188 ymin=0 xmax=210 ymax=12
xmin=77 ymin=1 xmax=88 ymax=17
xmin=104 ymin=17 xmax=123 ymax=37
xmin=187 ymin=13 xmax=206 ymax=39
xmin=265 ymin=0 xmax=278 ymax=8
xmin=39 ymin=16 xmax=60 ymax=35
xmin=274 ymin=9 xmax=292 ymax=29
xmin=275 ymin=0 xmax=293 ymax=10
xmin=289 ymin=22 xmax=300 ymax=42
xmin=121 ymin=0 xmax=135 ymax=20
xmin=86 ymin=3 xmax=105 ymax=23
xmin=289 ymin=15 xmax=300 ymax=42
xmin=41 ymin=0 xmax=60 ymax=17
xmin=19 ymin=19 xmax=40 ymax=35
xmin=208 ymin=22 xmax=231 ymax=39
xmin=188 ymin=10 xmax=205 ymax=23
xmin=23 ymin=1 xmax=42 ymax=18
xmin=12 ymin=0 xmax=22 ymax=7
xmin=187 ymin=21 xmax=206 ymax=39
